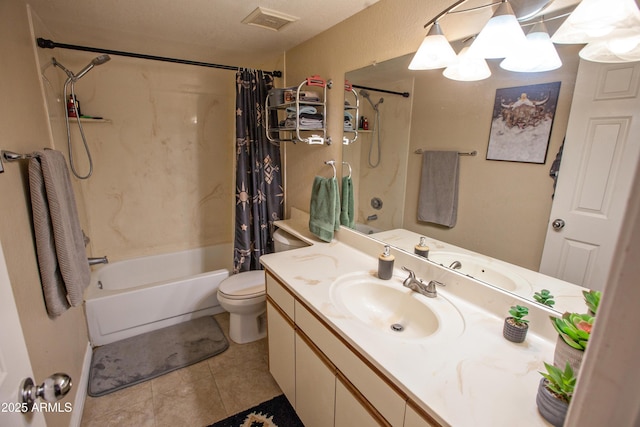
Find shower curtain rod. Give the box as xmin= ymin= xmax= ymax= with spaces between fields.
xmin=352 ymin=84 xmax=410 ymax=98
xmin=36 ymin=38 xmax=283 ymax=77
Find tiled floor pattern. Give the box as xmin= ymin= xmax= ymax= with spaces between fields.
xmin=80 ymin=312 xmax=281 ymax=426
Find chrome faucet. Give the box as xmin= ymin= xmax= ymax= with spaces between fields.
xmin=88 ymin=256 xmax=108 ymax=266
xmin=367 ymin=214 xmax=378 ymax=221
xmin=449 ymin=260 xmax=462 ymax=270
xmin=401 ymin=267 xmax=444 ymax=298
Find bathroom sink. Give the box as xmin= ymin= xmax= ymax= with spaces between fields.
xmin=427 ymin=251 xmax=530 ymax=292
xmin=329 ymin=272 xmax=464 ymax=340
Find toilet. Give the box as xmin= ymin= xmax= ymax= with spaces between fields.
xmin=217 ymin=229 xmax=307 ymax=344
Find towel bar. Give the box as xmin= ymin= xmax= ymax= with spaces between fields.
xmin=414 ymin=149 xmax=477 ymax=156
xmin=2 ymin=150 xmax=39 ymax=161
xmin=342 ymin=161 xmax=352 ymax=179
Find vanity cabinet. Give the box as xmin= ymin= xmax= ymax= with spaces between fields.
xmin=265 ymin=271 xmax=441 ymax=427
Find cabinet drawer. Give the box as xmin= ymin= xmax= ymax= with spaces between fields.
xmin=266 ymin=271 xmax=294 ymax=319
xmin=295 ymin=301 xmax=406 ymax=427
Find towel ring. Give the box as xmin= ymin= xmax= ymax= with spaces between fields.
xmin=342 ymin=161 xmax=352 ymax=179
xmin=324 ymin=160 xmax=336 ymax=179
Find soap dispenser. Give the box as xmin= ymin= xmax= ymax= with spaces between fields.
xmin=378 ymin=245 xmax=394 ymax=280
xmin=414 ymin=237 xmax=429 ymax=258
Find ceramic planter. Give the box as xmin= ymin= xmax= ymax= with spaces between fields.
xmin=503 ymin=317 xmax=528 ymax=343
xmin=536 ymin=378 xmax=569 ymax=426
xmin=553 ymin=336 xmax=584 ymax=374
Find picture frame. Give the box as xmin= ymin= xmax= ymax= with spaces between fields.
xmin=486 ymin=82 xmax=561 ymax=164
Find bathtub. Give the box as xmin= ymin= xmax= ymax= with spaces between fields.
xmin=85 ymin=244 xmax=233 ymax=346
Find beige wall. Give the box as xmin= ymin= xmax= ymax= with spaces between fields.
xmin=284 ymin=0 xmax=580 ymax=270
xmin=283 ymin=0 xmax=446 ymax=216
xmin=0 ymin=3 xmax=87 ymax=426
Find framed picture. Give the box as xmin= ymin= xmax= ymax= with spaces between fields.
xmin=486 ymin=81 xmax=561 ymax=164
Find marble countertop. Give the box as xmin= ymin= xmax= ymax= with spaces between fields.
xmin=261 ymin=215 xmax=556 ymax=427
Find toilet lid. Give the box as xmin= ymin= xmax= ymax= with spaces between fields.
xmin=218 ymin=270 xmax=265 ymax=299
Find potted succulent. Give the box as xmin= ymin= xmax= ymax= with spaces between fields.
xmin=536 ymin=361 xmax=575 ymax=427
xmin=503 ymin=305 xmax=529 ymax=343
xmin=550 ymin=312 xmax=593 ymax=374
xmin=534 ymin=289 xmax=556 ymax=308
xmin=582 ymin=289 xmax=601 ymax=316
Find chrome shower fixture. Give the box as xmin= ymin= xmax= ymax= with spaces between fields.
xmin=51 ymin=54 xmax=111 ymax=180
xmin=52 ymin=55 xmax=111 ymax=82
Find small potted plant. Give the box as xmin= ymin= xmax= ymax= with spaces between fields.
xmin=582 ymin=289 xmax=601 ymax=316
xmin=536 ymin=361 xmax=575 ymax=427
xmin=503 ymin=305 xmax=529 ymax=343
xmin=534 ymin=289 xmax=555 ymax=308
xmin=550 ymin=312 xmax=593 ymax=374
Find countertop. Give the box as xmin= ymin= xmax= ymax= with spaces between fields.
xmin=261 ymin=213 xmax=557 ymax=426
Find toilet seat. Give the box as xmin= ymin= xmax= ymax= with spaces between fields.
xmin=218 ymin=270 xmax=265 ymax=300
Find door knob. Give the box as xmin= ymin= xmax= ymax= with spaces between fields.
xmin=552 ymin=219 xmax=565 ymax=230
xmin=20 ymin=373 xmax=72 ymax=412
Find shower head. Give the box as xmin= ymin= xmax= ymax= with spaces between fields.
xmin=74 ymin=55 xmax=111 ymax=81
xmin=359 ymin=89 xmax=371 ymax=99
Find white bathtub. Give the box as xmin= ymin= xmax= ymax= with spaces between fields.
xmin=85 ymin=244 xmax=233 ymax=346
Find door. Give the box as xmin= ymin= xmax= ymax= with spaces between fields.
xmin=0 ymin=241 xmax=46 ymax=427
xmin=540 ymin=60 xmax=640 ymax=291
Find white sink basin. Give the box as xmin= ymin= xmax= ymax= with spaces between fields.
xmin=427 ymin=251 xmax=530 ymax=292
xmin=329 ymin=272 xmax=464 ymax=340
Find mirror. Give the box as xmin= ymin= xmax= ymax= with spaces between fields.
xmin=342 ymin=8 xmax=590 ymax=314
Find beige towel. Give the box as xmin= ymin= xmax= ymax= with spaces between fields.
xmin=29 ymin=150 xmax=90 ymax=317
xmin=417 ymin=151 xmax=459 ymax=228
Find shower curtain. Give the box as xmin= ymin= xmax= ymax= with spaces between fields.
xmin=234 ymin=69 xmax=283 ymax=273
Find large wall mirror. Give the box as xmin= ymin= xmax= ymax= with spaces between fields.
xmin=341 ymin=1 xmax=600 ymax=314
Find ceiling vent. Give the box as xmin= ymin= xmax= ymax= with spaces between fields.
xmin=241 ymin=7 xmax=298 ymax=31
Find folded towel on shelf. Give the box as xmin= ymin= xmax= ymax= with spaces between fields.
xmin=417 ymin=151 xmax=459 ymax=228
xmin=309 ymin=176 xmax=340 ymax=242
xmin=299 ymin=90 xmax=320 ymax=102
xmin=286 ymin=106 xmax=317 ymax=116
xmin=29 ymin=149 xmax=90 ymax=317
xmin=340 ymin=176 xmax=355 ymax=229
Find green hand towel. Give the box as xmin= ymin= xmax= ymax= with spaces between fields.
xmin=340 ymin=176 xmax=355 ymax=229
xmin=309 ymin=176 xmax=340 ymax=242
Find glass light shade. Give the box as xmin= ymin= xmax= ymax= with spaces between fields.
xmin=579 ymin=30 xmax=640 ymax=63
xmin=552 ymin=0 xmax=640 ymax=44
xmin=467 ymin=1 xmax=527 ymax=59
xmin=408 ymin=22 xmax=457 ymax=70
xmin=443 ymin=47 xmax=492 ymax=81
xmin=500 ymin=22 xmax=562 ymax=72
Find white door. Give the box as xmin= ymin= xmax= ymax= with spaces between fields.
xmin=0 ymin=241 xmax=46 ymax=427
xmin=540 ymin=60 xmax=640 ymax=291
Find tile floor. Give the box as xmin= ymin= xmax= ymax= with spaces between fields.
xmin=80 ymin=312 xmax=282 ymax=426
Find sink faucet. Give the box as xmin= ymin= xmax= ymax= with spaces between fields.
xmin=449 ymin=260 xmax=462 ymax=270
xmin=401 ymin=267 xmax=444 ymax=298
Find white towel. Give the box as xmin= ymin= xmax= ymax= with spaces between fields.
xmin=29 ymin=150 xmax=90 ymax=317
xmin=417 ymin=151 xmax=459 ymax=228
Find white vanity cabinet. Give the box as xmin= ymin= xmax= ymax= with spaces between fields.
xmin=265 ymin=271 xmax=441 ymax=427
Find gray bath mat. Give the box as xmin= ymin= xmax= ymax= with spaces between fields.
xmin=88 ymin=316 xmax=229 ymax=397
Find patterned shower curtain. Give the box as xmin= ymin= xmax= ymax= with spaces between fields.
xmin=234 ymin=69 xmax=283 ymax=273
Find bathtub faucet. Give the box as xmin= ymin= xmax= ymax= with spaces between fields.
xmin=88 ymin=256 xmax=108 ymax=266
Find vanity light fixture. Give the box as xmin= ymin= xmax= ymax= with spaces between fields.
xmin=408 ymin=21 xmax=457 ymax=70
xmin=551 ymin=0 xmax=640 ymax=63
xmin=500 ymin=21 xmax=562 ymax=72
xmin=551 ymin=0 xmax=640 ymax=45
xmin=443 ymin=47 xmax=492 ymax=81
xmin=467 ymin=0 xmax=527 ymax=59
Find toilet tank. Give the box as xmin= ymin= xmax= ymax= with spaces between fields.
xmin=273 ymin=229 xmax=307 ymax=252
